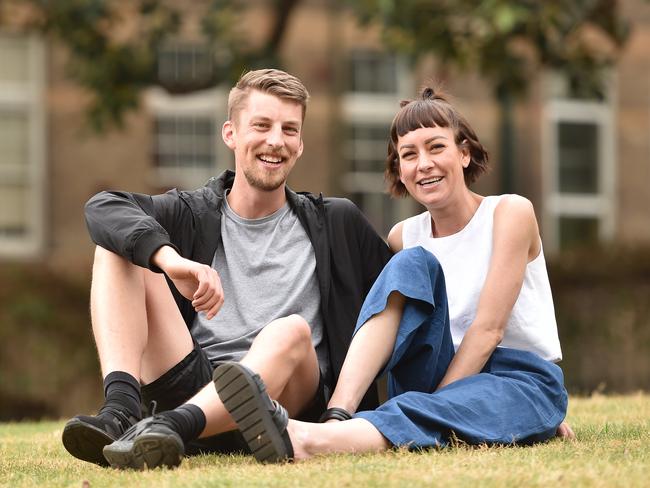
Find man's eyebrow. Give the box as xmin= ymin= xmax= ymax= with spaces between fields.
xmin=248 ymin=116 xmax=301 ymax=127
xmin=249 ymin=115 xmax=271 ymax=123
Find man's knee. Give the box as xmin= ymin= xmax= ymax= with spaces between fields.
xmin=259 ymin=314 xmax=313 ymax=360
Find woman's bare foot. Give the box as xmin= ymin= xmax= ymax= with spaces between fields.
xmin=287 ymin=417 xmax=390 ymax=460
xmin=556 ymin=421 xmax=576 ymax=440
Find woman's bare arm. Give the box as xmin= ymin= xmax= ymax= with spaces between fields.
xmin=436 ymin=195 xmax=539 ymax=389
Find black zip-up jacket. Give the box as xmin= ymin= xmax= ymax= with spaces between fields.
xmin=85 ymin=170 xmax=393 ymax=409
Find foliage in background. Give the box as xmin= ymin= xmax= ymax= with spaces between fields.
xmin=0 ymin=263 xmax=99 ymax=421
xmin=1 ymin=0 xmax=301 ymax=130
xmin=0 ymin=0 xmax=629 ymax=132
xmin=549 ymin=246 xmax=650 ymax=393
xmin=347 ymin=0 xmax=629 ymax=98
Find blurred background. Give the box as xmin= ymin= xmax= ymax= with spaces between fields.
xmin=0 ymin=0 xmax=648 ymax=421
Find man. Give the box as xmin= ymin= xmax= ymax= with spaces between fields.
xmin=62 ymin=68 xmax=393 ymax=469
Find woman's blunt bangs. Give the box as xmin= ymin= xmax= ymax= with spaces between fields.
xmin=393 ymin=100 xmax=455 ymax=140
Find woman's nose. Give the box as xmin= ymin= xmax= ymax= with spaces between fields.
xmin=417 ymin=152 xmax=434 ymax=170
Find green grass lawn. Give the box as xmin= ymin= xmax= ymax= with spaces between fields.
xmin=1 ymin=393 xmax=648 ymax=487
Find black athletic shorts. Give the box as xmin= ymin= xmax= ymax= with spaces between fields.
xmin=140 ymin=342 xmax=328 ymax=455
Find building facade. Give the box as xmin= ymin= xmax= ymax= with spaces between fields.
xmin=1 ymin=0 xmax=649 ymax=279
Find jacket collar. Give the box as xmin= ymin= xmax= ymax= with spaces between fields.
xmin=207 ymin=169 xmax=321 ymax=216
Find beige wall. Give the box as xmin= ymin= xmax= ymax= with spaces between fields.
xmin=4 ymin=0 xmax=650 ymax=276
xmin=46 ymin=45 xmax=154 ymax=278
xmin=617 ymin=4 xmax=650 ymax=242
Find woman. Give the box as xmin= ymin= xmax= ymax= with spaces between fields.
xmin=212 ymin=86 xmax=572 ymax=462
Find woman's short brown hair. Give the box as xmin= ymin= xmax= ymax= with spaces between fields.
xmin=385 ymin=86 xmax=489 ymax=197
xmin=228 ymin=69 xmax=310 ymax=123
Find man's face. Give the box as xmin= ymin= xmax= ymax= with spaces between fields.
xmin=223 ymin=90 xmax=304 ymax=192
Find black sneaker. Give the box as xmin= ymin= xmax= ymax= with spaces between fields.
xmin=213 ymin=362 xmax=294 ymax=463
xmin=62 ymin=406 xmax=139 ymax=467
xmin=102 ymin=415 xmax=184 ymax=470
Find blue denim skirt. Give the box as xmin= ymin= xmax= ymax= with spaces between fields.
xmin=354 ymin=247 xmax=568 ymax=448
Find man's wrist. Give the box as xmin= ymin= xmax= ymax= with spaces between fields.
xmin=151 ymin=245 xmax=178 ymax=270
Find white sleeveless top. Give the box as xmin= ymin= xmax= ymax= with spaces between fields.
xmin=402 ymin=195 xmax=562 ymax=362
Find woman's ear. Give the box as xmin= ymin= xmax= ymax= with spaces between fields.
xmin=460 ymin=140 xmax=471 ymax=168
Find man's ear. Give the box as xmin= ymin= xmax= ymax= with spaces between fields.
xmin=222 ymin=120 xmax=236 ymax=149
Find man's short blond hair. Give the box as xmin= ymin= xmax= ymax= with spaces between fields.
xmin=228 ymin=69 xmax=310 ymax=123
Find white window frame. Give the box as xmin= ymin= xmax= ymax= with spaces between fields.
xmin=341 ymin=53 xmax=415 ymax=236
xmin=145 ymin=86 xmax=229 ymax=190
xmin=0 ymin=33 xmax=46 ymax=258
xmin=541 ymin=75 xmax=617 ymax=253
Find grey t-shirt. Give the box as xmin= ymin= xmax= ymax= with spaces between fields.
xmin=192 ymin=196 xmax=328 ymax=379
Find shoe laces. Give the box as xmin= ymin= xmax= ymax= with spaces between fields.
xmin=97 ymin=404 xmax=138 ymax=433
xmin=116 ymin=410 xmax=176 ymax=441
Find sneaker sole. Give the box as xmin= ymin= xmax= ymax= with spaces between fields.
xmin=213 ymin=362 xmax=290 ymax=463
xmin=103 ymin=432 xmax=184 ymax=470
xmin=62 ymin=418 xmax=114 ymax=467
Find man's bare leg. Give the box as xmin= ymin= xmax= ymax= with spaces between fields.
xmin=185 ymin=314 xmax=320 ymax=437
xmin=102 ymin=313 xmax=320 ymax=469
xmin=63 ymin=246 xmax=194 ymax=466
xmin=91 ymin=246 xmax=193 ymax=381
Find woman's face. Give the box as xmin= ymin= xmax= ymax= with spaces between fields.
xmin=397 ymin=125 xmax=470 ymax=209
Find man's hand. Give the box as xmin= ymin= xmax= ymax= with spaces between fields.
xmin=556 ymin=421 xmax=576 ymax=440
xmin=152 ymin=246 xmax=224 ymax=320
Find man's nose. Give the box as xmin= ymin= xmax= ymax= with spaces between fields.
xmin=266 ymin=125 xmax=284 ymax=148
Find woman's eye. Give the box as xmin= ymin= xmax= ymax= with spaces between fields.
xmin=430 ymin=144 xmax=445 ymax=151
xmin=400 ymin=152 xmax=415 ymax=159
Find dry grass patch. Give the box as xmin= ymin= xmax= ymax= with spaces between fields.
xmin=1 ymin=393 xmax=648 ymax=487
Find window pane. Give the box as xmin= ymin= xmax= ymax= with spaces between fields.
xmin=559 ymin=216 xmax=599 ymax=249
xmin=157 ymin=43 xmax=214 ymax=88
xmin=558 ymin=122 xmax=598 ymax=194
xmin=0 ymin=112 xmax=29 ymax=170
xmin=153 ymin=116 xmax=215 ymax=170
xmin=0 ymin=185 xmax=27 ymax=235
xmin=346 ymin=124 xmax=390 ymax=172
xmin=0 ymin=36 xmax=29 ymax=83
xmin=349 ymin=51 xmax=397 ymax=94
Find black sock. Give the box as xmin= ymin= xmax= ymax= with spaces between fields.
xmin=160 ymin=404 xmax=206 ymax=444
xmin=101 ymin=371 xmax=142 ymax=420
